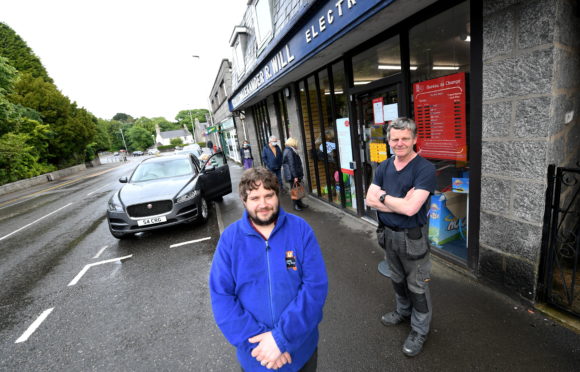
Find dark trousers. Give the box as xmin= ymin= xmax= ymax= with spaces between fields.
xmin=241 ymin=349 xmax=317 ymax=372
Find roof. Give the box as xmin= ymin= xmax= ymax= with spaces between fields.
xmin=159 ymin=129 xmax=190 ymax=139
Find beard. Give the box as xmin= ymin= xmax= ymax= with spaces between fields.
xmin=248 ymin=205 xmax=279 ymax=226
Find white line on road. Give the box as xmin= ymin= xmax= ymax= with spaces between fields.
xmin=93 ymin=245 xmax=109 ymax=259
xmin=87 ymin=184 xmax=109 ymax=196
xmin=170 ymin=237 xmax=211 ymax=248
xmin=68 ymin=255 xmax=133 ymax=286
xmin=15 ymin=308 xmax=54 ymax=343
xmin=0 ymin=203 xmax=73 ymax=242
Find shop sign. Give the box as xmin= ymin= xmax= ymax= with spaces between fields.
xmin=413 ymin=72 xmax=467 ymax=161
xmin=220 ymin=117 xmax=235 ymax=130
xmin=206 ymin=126 xmax=218 ymax=134
xmin=230 ymin=0 xmax=395 ymax=110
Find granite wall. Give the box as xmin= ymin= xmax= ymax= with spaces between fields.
xmin=480 ymin=0 xmax=580 ymax=300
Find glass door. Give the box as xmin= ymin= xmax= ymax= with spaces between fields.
xmin=355 ymin=84 xmax=401 ymax=221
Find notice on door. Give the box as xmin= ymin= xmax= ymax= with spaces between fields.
xmin=336 ymin=118 xmax=354 ymax=175
xmin=372 ymin=98 xmax=384 ymax=125
xmin=413 ymin=72 xmax=467 ymax=161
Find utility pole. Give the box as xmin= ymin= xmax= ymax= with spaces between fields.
xmin=188 ymin=110 xmax=196 ymax=143
xmin=119 ymin=128 xmax=128 ymax=153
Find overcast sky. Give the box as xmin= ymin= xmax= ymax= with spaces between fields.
xmin=1 ymin=0 xmax=248 ymax=121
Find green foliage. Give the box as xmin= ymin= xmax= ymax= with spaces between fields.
xmin=112 ymin=113 xmax=134 ymax=123
xmin=126 ymin=125 xmax=154 ymax=151
xmin=0 ymin=23 xmax=52 ymax=82
xmin=170 ymin=137 xmax=184 ymax=146
xmin=175 ymin=109 xmax=208 ymax=132
xmin=0 ymin=132 xmax=55 ymax=185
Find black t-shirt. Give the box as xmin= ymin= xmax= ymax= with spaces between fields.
xmin=372 ymin=155 xmax=436 ymax=228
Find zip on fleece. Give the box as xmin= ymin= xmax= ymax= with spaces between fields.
xmin=265 ymin=239 xmax=275 ymax=326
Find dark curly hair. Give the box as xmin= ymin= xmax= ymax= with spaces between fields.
xmin=239 ymin=167 xmax=280 ymax=201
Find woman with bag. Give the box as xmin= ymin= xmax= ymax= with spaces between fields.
xmin=282 ymin=137 xmax=308 ymax=211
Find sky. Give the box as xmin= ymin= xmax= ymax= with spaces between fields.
xmin=1 ymin=0 xmax=248 ymax=121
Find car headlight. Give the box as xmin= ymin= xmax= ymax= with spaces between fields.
xmin=176 ymin=189 xmax=199 ymax=204
xmin=108 ymin=201 xmax=124 ymax=212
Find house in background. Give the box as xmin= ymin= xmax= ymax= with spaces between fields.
xmin=154 ymin=124 xmax=194 ymax=146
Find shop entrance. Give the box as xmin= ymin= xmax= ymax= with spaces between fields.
xmin=354 ymin=84 xmax=401 ymax=222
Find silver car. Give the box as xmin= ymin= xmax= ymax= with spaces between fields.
xmin=106 ymin=152 xmax=232 ymax=239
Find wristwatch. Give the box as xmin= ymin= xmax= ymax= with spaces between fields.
xmin=379 ymin=193 xmax=388 ymax=203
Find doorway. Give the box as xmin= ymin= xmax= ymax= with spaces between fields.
xmin=355 ymin=84 xmax=401 ymax=221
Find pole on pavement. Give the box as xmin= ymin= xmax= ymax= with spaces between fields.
xmin=119 ymin=128 xmax=128 ymax=153
xmin=188 ymin=110 xmax=196 ymax=143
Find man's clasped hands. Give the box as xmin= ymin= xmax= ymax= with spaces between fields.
xmin=249 ymin=331 xmax=292 ymax=370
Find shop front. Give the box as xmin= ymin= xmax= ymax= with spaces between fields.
xmin=230 ymin=0 xmax=480 ymax=270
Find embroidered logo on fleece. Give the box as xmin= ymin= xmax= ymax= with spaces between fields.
xmin=285 ymin=251 xmax=297 ymax=271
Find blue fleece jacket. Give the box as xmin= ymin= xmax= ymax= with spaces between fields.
xmin=209 ymin=207 xmax=328 ymax=371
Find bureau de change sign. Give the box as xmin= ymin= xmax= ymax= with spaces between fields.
xmin=413 ymin=72 xmax=467 ymax=161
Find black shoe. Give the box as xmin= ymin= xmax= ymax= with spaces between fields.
xmin=293 ymin=204 xmax=303 ymax=211
xmin=298 ymin=200 xmax=309 ymax=209
xmin=402 ymin=330 xmax=427 ymax=357
xmin=380 ymin=311 xmax=410 ymax=326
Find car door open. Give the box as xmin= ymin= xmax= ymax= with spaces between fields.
xmin=199 ymin=152 xmax=232 ymax=200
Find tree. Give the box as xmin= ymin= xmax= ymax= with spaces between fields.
xmin=175 ymin=109 xmax=209 ymax=133
xmin=0 ymin=23 xmax=52 ymax=82
xmin=126 ymin=125 xmax=154 ymax=151
xmin=112 ymin=113 xmax=134 ymax=123
xmin=170 ymin=137 xmax=184 ymax=147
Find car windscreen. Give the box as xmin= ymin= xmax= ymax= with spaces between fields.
xmin=131 ymin=158 xmax=194 ymax=182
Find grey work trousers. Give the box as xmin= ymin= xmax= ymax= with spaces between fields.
xmin=382 ymin=225 xmax=432 ymax=336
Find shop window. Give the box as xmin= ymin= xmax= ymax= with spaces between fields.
xmin=316 ymin=69 xmax=334 ymax=205
xmin=409 ymin=1 xmax=470 ymax=261
xmin=331 ymin=61 xmax=356 ymax=212
xmin=352 ymin=36 xmax=401 ymax=86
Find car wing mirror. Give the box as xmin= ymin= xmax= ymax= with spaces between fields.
xmin=119 ymin=176 xmax=128 ymax=183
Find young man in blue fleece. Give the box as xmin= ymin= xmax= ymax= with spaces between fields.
xmin=209 ymin=167 xmax=328 ymax=371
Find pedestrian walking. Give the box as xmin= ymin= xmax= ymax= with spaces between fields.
xmin=262 ymin=135 xmax=284 ymax=191
xmin=282 ymin=137 xmax=308 ymax=212
xmin=209 ymin=167 xmax=328 ymax=371
xmin=240 ymin=140 xmax=254 ymax=169
xmin=207 ymin=139 xmax=214 ymax=153
xmin=365 ymin=117 xmax=436 ymax=357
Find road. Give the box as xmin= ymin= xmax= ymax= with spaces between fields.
xmin=0 ymin=158 xmax=237 ymax=371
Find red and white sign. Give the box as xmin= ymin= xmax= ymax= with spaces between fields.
xmin=413 ymin=72 xmax=467 ymax=161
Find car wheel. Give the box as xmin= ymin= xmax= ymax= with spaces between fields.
xmin=198 ymin=197 xmax=209 ymax=224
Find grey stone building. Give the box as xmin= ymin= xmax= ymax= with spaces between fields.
xmin=226 ymin=0 xmax=580 ymax=315
xmin=209 ymin=59 xmax=244 ymax=163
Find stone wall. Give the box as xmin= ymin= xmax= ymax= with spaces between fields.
xmin=480 ymin=0 xmax=580 ymax=300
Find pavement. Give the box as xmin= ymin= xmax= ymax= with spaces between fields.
xmin=216 ymin=163 xmax=580 ymax=371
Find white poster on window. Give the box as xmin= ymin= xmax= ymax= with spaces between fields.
xmin=383 ymin=103 xmax=399 ymax=123
xmin=336 ymin=118 xmax=354 ymax=175
xmin=372 ymin=98 xmax=384 ymax=125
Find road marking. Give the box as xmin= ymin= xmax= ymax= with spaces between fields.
xmin=15 ymin=308 xmax=54 ymax=343
xmin=68 ymin=255 xmax=133 ymax=286
xmin=170 ymin=237 xmax=211 ymax=248
xmin=93 ymin=245 xmax=109 ymax=259
xmin=87 ymin=184 xmax=109 ymax=196
xmin=0 ymin=203 xmax=73 ymax=242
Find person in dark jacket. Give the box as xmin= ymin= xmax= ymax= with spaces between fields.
xmin=240 ymin=140 xmax=254 ymax=169
xmin=207 ymin=139 xmax=214 ymax=154
xmin=283 ymin=137 xmax=308 ymax=211
xmin=262 ymin=135 xmax=284 ymax=190
xmin=209 ymin=167 xmax=328 ymax=371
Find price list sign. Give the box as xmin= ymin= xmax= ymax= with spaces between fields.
xmin=413 ymin=72 xmax=467 ymax=161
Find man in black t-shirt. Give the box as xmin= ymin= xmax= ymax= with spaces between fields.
xmin=365 ymin=117 xmax=436 ymax=357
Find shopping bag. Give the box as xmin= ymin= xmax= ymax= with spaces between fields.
xmin=290 ymin=181 xmax=306 ymax=200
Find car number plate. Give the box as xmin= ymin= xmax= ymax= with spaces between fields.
xmin=137 ymin=216 xmax=167 ymax=226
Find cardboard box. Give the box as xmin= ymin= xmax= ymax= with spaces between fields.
xmin=452 ymin=177 xmax=469 ymax=194
xmin=428 ymin=192 xmax=467 ymax=246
